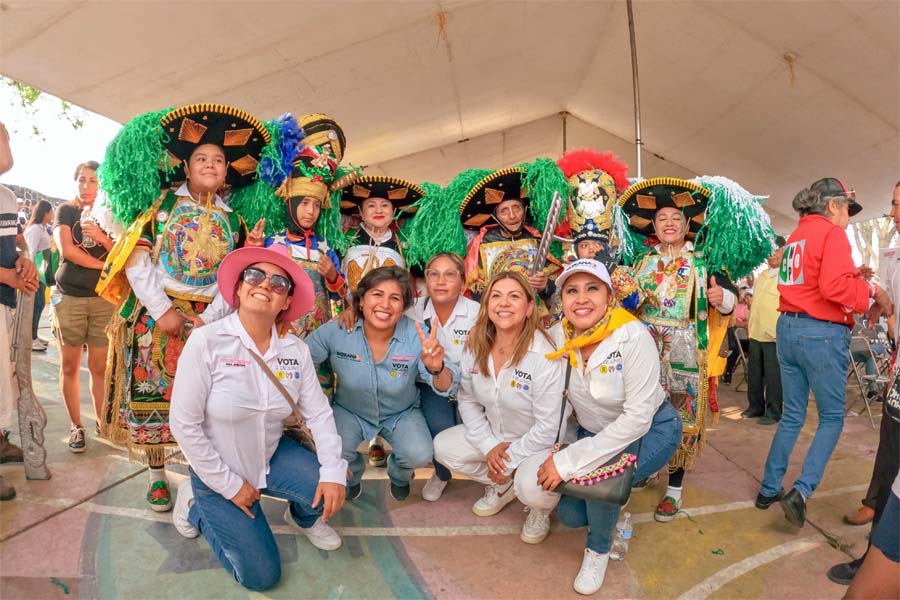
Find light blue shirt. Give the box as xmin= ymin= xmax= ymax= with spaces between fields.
xmin=306 ymin=316 xmax=458 ymax=429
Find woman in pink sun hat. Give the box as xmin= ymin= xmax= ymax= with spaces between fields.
xmin=169 ymin=243 xmax=348 ymax=591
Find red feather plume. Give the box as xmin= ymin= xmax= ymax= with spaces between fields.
xmin=556 ymin=149 xmax=630 ymax=193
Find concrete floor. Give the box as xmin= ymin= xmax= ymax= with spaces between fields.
xmin=0 ymin=319 xmax=883 ymax=599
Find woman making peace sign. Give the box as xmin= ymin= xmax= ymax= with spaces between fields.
xmin=306 ymin=266 xmax=456 ymax=501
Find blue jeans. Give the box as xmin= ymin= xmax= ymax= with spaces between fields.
xmin=761 ymin=314 xmax=851 ymax=499
xmin=332 ymin=404 xmax=433 ymax=487
xmin=417 ymin=382 xmax=457 ymax=481
xmin=32 ymin=282 xmax=45 ymax=340
xmin=557 ymin=401 xmax=682 ymax=553
xmin=187 ymin=436 xmax=324 ymax=591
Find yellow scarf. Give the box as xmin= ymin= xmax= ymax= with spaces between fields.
xmin=545 ymin=307 xmax=639 ymax=367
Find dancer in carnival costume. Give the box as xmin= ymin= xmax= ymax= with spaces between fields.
xmin=408 ymin=161 xmax=569 ymax=314
xmin=459 ymin=162 xmax=569 ymax=308
xmin=229 ymin=113 xmax=353 ymax=339
xmin=96 ymin=104 xmax=274 ymax=511
xmin=556 ymin=149 xmax=642 ymax=310
xmin=616 ymin=176 xmax=774 ymax=521
xmin=339 ymin=175 xmax=422 ymax=293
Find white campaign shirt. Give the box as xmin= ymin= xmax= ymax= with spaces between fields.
xmin=24 ymin=223 xmax=51 ymax=255
xmin=125 ymin=184 xmax=232 ymax=320
xmin=170 ymin=312 xmax=347 ymax=499
xmin=548 ymin=320 xmax=666 ymax=480
xmin=405 ymin=294 xmax=480 ymax=368
xmin=457 ymin=330 xmax=565 ymax=471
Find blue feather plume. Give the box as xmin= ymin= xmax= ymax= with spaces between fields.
xmin=260 ymin=113 xmax=305 ymax=187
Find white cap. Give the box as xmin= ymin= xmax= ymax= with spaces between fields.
xmin=555 ymin=258 xmax=613 ymax=291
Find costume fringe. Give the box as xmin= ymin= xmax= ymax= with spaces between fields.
xmin=100 ymin=312 xmax=131 ymax=446
xmin=98 ymin=107 xmax=174 ymax=226
xmin=127 ymin=443 xmax=184 ymax=467
xmin=693 ymin=175 xmax=775 ymax=280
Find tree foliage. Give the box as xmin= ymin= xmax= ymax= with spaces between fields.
xmin=850 ymin=216 xmax=897 ymax=270
xmin=3 ymin=76 xmax=86 ymax=140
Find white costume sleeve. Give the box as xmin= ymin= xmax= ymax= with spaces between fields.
xmin=125 ymin=249 xmax=172 ymax=321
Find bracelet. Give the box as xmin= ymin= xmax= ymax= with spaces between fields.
xmin=427 ymin=361 xmax=445 ymax=376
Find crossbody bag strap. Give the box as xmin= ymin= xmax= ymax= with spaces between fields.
xmin=554 ymin=362 xmax=573 ymax=445
xmin=248 ymin=350 xmax=303 ymax=421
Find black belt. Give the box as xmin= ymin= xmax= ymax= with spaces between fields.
xmin=782 ymin=311 xmax=815 ymax=320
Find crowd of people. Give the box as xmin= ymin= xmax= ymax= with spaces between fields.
xmin=0 ymin=107 xmax=897 ymax=598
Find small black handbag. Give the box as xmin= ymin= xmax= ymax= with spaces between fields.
xmin=552 ymin=363 xmax=637 ymax=505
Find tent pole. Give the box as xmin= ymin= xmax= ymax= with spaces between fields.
xmin=561 ymin=110 xmax=568 ymax=152
xmin=626 ymin=0 xmax=643 ymax=179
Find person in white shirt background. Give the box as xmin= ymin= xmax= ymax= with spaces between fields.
xmin=405 ymin=252 xmax=480 ymax=502
xmin=22 ymin=199 xmax=53 ymax=351
xmin=170 ymin=243 xmax=347 ymax=592
xmin=516 ymin=259 xmax=682 ymax=595
xmin=433 ymin=270 xmax=564 ymax=545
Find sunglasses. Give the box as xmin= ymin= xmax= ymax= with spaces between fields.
xmin=241 ymin=267 xmax=293 ymax=295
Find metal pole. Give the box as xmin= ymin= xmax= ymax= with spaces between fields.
xmin=626 ymin=0 xmax=643 ymax=179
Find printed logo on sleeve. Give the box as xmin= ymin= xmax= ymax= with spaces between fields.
xmin=779 ymin=240 xmax=805 ymax=286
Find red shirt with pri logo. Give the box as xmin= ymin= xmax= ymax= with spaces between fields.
xmin=777 ymin=214 xmax=870 ymax=327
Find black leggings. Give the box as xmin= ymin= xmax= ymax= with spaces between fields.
xmin=669 ymin=467 xmax=685 ymax=488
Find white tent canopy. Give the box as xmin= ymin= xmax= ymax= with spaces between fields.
xmin=2 ymin=0 xmax=897 ymax=232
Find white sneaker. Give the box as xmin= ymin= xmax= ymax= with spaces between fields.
xmin=421 ymin=472 xmax=449 ymax=502
xmin=31 ymin=338 xmax=47 ymax=352
xmin=574 ymin=548 xmax=610 ymax=595
xmin=284 ymin=508 xmax=342 ymax=551
xmin=472 ymin=480 xmax=517 ymax=517
xmin=520 ymin=506 xmax=551 ymax=544
xmin=173 ymin=480 xmax=198 ymax=539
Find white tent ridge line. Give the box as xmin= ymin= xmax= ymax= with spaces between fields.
xmin=1 ymin=1 xmax=896 ymax=232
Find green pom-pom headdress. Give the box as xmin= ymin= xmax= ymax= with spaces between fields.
xmin=403 ymin=169 xmax=492 ymax=268
xmin=616 ymin=175 xmax=774 ymax=279
xmin=98 ymin=107 xmax=174 ymax=225
xmin=693 ymin=175 xmax=775 ymax=280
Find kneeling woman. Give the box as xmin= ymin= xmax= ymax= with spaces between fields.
xmin=517 ymin=259 xmax=682 ymax=595
xmin=434 ymin=271 xmax=564 ymax=541
xmin=170 ymin=244 xmax=348 ymax=592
